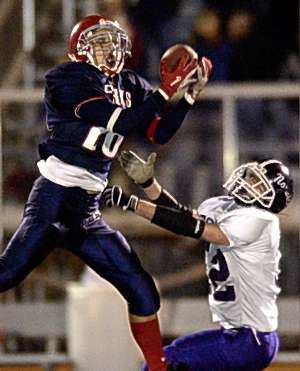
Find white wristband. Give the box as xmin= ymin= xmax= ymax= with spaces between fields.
xmin=184 ymin=92 xmax=195 ymax=105
xmin=158 ymin=88 xmax=170 ymax=101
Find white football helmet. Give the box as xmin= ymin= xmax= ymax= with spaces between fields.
xmin=223 ymin=159 xmax=294 ymax=213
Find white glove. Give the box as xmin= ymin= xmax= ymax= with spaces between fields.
xmin=184 ymin=57 xmax=213 ymax=104
xmin=119 ymin=150 xmax=157 ymax=185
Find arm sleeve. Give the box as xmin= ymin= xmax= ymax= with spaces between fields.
xmin=47 ymin=64 xmax=168 ymax=134
xmin=149 ymin=97 xmax=193 ymax=144
xmin=151 ymin=205 xmax=205 ymax=239
xmin=76 ymin=70 xmax=192 ymax=142
xmin=78 ymin=90 xmax=167 ymax=134
xmin=76 ymin=69 xmax=169 ymax=134
xmin=218 ymin=214 xmax=269 ymax=247
xmin=152 ymin=188 xmax=194 ymax=218
xmin=153 ymin=188 xmax=180 ymax=208
xmin=50 ymin=64 xmax=191 ymax=145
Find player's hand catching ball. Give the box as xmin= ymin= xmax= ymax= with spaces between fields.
xmin=103 ymin=185 xmax=139 ymax=212
xmin=159 ymin=44 xmax=198 ymax=99
xmin=185 ymin=57 xmax=213 ymax=104
xmin=119 ymin=150 xmax=157 ymax=186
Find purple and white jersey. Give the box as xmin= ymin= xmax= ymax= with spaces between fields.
xmin=198 ymin=196 xmax=281 ymax=332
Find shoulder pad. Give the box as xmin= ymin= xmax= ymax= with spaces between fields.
xmin=44 ymin=61 xmax=107 ymax=110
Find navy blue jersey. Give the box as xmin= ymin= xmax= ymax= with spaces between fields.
xmin=0 ymin=61 xmax=192 ymax=339
xmin=40 ymin=61 xmax=167 ymax=177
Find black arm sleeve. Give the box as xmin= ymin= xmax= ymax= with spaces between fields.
xmin=153 ymin=188 xmax=191 ymax=216
xmin=153 ymin=97 xmax=193 ymax=144
xmin=151 ymin=205 xmax=205 ymax=239
xmin=154 ymin=188 xmax=180 ymax=208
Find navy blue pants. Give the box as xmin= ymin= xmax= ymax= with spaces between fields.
xmin=0 ymin=176 xmax=160 ymax=316
xmin=142 ymin=327 xmax=279 ymax=371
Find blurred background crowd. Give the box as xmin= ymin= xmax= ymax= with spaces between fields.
xmin=2 ymin=0 xmax=299 ymax=203
xmin=0 ymin=0 xmax=299 ymax=357
xmin=29 ymin=0 xmax=299 ymax=83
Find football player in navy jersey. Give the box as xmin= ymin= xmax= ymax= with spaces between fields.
xmin=104 ymin=150 xmax=294 ymax=371
xmin=0 ymin=14 xmax=212 ymax=371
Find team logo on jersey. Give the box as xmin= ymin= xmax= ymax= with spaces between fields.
xmin=104 ymin=84 xmax=132 ymax=108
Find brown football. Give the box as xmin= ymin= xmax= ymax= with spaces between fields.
xmin=160 ymin=44 xmax=198 ymax=72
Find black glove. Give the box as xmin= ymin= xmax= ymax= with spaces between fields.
xmin=103 ymin=185 xmax=139 ymax=212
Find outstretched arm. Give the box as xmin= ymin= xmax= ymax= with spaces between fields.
xmin=119 ymin=150 xmax=183 ymax=208
xmin=103 ymin=185 xmax=229 ymax=245
xmin=148 ymin=57 xmax=213 ymax=144
xmin=103 ymin=184 xmax=204 ymax=239
xmin=106 ymin=150 xmax=229 ymax=245
xmin=75 ymin=54 xmax=199 ymax=143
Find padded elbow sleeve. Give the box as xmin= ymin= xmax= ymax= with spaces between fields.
xmin=151 ymin=205 xmax=205 ymax=239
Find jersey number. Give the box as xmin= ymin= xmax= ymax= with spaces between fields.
xmin=82 ymin=126 xmax=124 ymax=158
xmin=208 ymin=250 xmax=236 ymax=302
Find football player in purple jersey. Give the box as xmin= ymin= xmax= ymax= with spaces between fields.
xmin=0 ymin=14 xmax=212 ymax=371
xmin=104 ymin=150 xmax=294 ymax=371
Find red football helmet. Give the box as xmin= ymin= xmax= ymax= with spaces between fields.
xmin=68 ymin=14 xmax=132 ymax=75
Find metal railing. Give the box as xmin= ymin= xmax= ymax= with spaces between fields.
xmin=0 ymin=83 xmax=299 ymax=369
xmin=0 ymin=83 xmax=299 ymax=243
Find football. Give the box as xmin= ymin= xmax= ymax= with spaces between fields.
xmin=160 ymin=44 xmax=198 ymax=72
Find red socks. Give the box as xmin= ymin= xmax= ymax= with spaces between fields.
xmin=130 ymin=318 xmax=167 ymax=371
